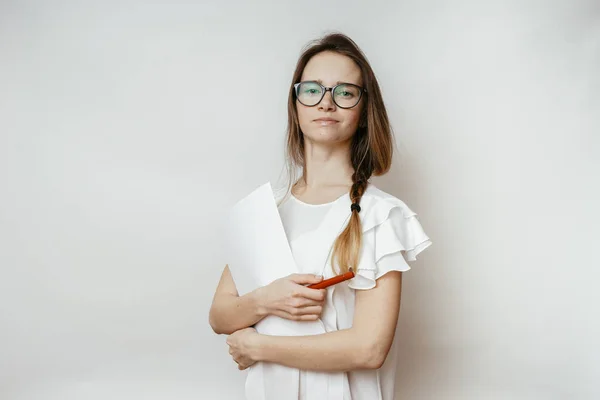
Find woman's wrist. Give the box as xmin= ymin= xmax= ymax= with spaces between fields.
xmin=249 ymin=332 xmax=268 ymax=362
xmin=250 ymin=286 xmax=269 ymax=318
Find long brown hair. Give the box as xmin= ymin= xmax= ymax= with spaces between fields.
xmin=280 ymin=32 xmax=394 ymax=275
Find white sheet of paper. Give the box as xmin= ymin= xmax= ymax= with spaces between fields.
xmin=224 ymin=181 xmax=341 ymax=400
xmin=225 ymin=181 xmax=326 ymax=336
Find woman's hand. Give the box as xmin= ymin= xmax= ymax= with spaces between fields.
xmin=226 ymin=327 xmax=261 ymax=370
xmin=256 ymin=273 xmax=327 ymax=321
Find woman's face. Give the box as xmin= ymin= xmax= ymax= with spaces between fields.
xmin=296 ymin=51 xmax=364 ymax=145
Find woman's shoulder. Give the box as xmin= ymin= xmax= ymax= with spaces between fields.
xmin=363 ymin=182 xmax=412 ymax=205
xmin=360 ymin=183 xmax=421 ymax=232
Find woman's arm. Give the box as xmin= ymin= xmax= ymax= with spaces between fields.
xmin=209 ymin=265 xmax=266 ymax=335
xmin=231 ymin=271 xmax=403 ymax=371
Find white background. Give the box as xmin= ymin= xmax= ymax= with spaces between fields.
xmin=1 ymin=0 xmax=598 ymax=399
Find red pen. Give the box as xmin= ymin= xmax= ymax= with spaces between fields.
xmin=307 ymin=269 xmax=355 ymax=289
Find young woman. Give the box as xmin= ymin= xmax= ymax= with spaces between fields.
xmin=209 ymin=32 xmax=432 ymax=400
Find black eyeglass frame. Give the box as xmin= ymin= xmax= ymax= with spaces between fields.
xmin=293 ymin=81 xmax=367 ymax=109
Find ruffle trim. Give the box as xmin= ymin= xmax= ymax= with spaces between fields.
xmin=348 ymin=195 xmax=432 ymax=290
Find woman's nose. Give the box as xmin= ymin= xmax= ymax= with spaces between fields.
xmin=318 ymin=90 xmax=336 ymax=111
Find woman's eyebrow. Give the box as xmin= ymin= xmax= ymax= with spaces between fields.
xmin=315 ymin=79 xmax=342 ymax=84
xmin=314 ymin=79 xmax=360 ymax=85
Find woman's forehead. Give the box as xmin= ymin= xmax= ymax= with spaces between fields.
xmin=301 ymin=52 xmax=362 ymax=86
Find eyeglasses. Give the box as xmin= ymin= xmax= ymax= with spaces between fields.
xmin=293 ymin=81 xmax=366 ymax=109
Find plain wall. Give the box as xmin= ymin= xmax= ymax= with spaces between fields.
xmin=1 ymin=0 xmax=598 ymax=399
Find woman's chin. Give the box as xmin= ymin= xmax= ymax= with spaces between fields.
xmin=304 ymin=132 xmax=353 ymax=145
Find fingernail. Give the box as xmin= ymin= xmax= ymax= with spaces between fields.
xmin=315 ymin=275 xmax=323 ymax=280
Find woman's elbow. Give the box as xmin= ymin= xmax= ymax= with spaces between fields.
xmin=360 ymin=341 xmax=390 ymax=370
xmin=209 ymin=307 xmax=233 ymax=335
xmin=209 ymin=320 xmax=233 ymax=335
xmin=208 ymin=312 xmax=220 ymax=334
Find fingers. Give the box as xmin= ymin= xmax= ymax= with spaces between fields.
xmin=232 ymin=354 xmax=253 ymax=370
xmin=289 ymin=273 xmax=323 ymax=285
xmin=228 ymin=345 xmax=254 ymax=370
xmin=289 ymin=305 xmax=323 ymax=317
xmin=237 ymin=360 xmax=254 ymax=370
xmin=272 ymin=309 xmax=322 ymax=321
xmin=288 ymin=296 xmax=323 ymax=308
xmin=295 ymin=287 xmax=327 ymax=302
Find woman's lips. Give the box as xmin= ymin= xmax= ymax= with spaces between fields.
xmin=314 ymin=119 xmax=339 ymax=126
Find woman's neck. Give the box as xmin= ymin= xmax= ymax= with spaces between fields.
xmin=300 ymin=139 xmax=354 ymax=189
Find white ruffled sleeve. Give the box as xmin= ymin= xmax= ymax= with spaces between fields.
xmin=348 ymin=198 xmax=432 ymax=290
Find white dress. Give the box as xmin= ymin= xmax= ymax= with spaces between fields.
xmin=272 ymin=183 xmax=432 ymax=400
